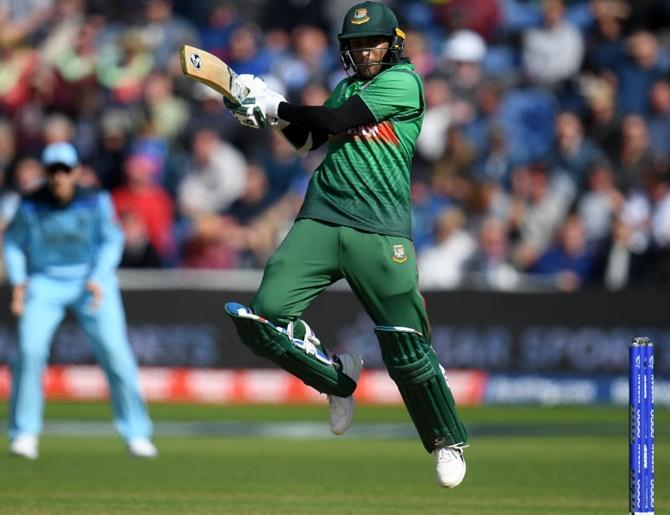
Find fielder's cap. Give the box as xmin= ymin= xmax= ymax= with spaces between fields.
xmin=42 ymin=142 xmax=79 ymax=169
xmin=339 ymin=1 xmax=399 ymax=40
xmin=443 ymin=30 xmax=486 ymax=63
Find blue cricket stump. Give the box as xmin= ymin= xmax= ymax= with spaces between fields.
xmin=629 ymin=337 xmax=654 ymax=515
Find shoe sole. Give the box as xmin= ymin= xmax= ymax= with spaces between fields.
xmin=328 ymin=354 xmax=363 ymax=435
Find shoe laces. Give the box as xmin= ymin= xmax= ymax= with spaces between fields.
xmin=435 ymin=445 xmax=464 ymax=463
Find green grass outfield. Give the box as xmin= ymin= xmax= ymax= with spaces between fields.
xmin=0 ymin=402 xmax=666 ymax=514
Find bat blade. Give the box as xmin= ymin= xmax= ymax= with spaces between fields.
xmin=179 ymin=45 xmax=250 ymax=102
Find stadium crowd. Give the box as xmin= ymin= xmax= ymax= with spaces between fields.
xmin=0 ymin=0 xmax=669 ymax=291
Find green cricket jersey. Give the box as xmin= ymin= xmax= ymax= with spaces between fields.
xmin=297 ymin=61 xmax=425 ymax=239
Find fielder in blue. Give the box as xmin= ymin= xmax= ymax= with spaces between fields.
xmin=4 ymin=142 xmax=157 ymax=459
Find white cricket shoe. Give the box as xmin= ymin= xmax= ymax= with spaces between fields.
xmin=10 ymin=434 xmax=38 ymax=460
xmin=434 ymin=445 xmax=466 ymax=488
xmin=127 ymin=438 xmax=158 ymax=458
xmin=328 ymin=353 xmax=363 ymax=435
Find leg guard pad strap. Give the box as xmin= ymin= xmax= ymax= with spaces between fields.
xmin=225 ymin=303 xmax=355 ymax=396
xmin=375 ymin=326 xmax=468 ymax=452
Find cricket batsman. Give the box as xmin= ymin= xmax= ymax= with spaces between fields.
xmin=224 ymin=1 xmax=468 ymax=487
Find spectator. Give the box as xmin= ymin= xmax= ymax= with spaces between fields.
xmin=576 ymin=159 xmax=624 ymax=250
xmin=648 ymin=78 xmax=670 ymax=160
xmin=620 ymin=161 xmax=670 ymax=284
xmin=473 ymin=125 xmax=514 ymax=188
xmin=0 ymin=187 xmax=15 ymax=237
xmin=0 ymin=157 xmax=45 ymax=230
xmin=181 ymin=83 xmax=237 ymax=146
xmin=112 ymin=152 xmax=175 ymax=260
xmin=431 ymin=125 xmax=476 ymax=204
xmin=528 ymin=214 xmax=597 ymax=291
xmin=464 ymin=216 xmax=520 ymax=290
xmin=467 ymin=179 xmax=511 ymax=225
xmin=403 ymin=30 xmax=437 ymax=78
xmin=226 ymin=23 xmax=272 ymax=77
xmin=0 ymin=118 xmax=16 ymax=175
xmin=271 ymin=25 xmax=334 ymax=96
xmin=43 ymin=113 xmax=75 ymax=145
xmin=614 ymin=114 xmax=654 ymax=193
xmin=440 ymin=29 xmax=487 ymax=104
xmin=38 ymin=0 xmax=86 ymax=68
xmin=226 ymin=163 xmax=272 ymax=224
xmin=90 ymin=109 xmax=132 ymax=191
xmin=522 ymin=0 xmax=584 ymax=87
xmin=464 ymin=80 xmax=504 ymax=158
xmin=258 ymin=129 xmax=306 ymax=202
xmin=418 ymin=207 xmax=476 ymax=289
xmin=118 ymin=210 xmax=163 ymax=268
xmin=614 ymin=30 xmax=667 ymax=114
xmin=411 ymin=179 xmax=451 ymax=252
xmin=498 ymin=86 xmax=558 ymax=164
xmin=177 ymin=128 xmax=247 ymax=218
xmin=140 ymin=0 xmax=199 ymax=71
xmin=260 ymin=0 xmax=329 ymax=33
xmin=548 ymin=110 xmax=604 ymax=190
xmin=179 ymin=213 xmax=242 ymax=268
xmin=11 ymin=157 xmax=45 ymax=195
xmin=96 ymin=29 xmax=154 ymax=105
xmin=602 ymin=217 xmax=644 ymax=290
xmin=0 ymin=44 xmax=39 ymax=114
xmin=0 ymin=152 xmax=17 ymax=282
xmin=581 ymin=73 xmax=621 ymax=161
xmin=242 ymin=173 xmax=309 ymax=267
xmin=0 ymin=0 xmax=53 ymax=48
xmin=142 ymin=71 xmax=189 ymax=143
xmin=48 ymin=17 xmax=101 ymax=113
xmin=198 ymin=0 xmax=241 ymax=57
xmin=509 ymin=162 xmax=576 ymax=270
xmin=584 ymin=0 xmax=628 ymax=72
xmin=416 ymin=77 xmax=454 ymax=164
xmin=432 ymin=0 xmax=502 ymax=42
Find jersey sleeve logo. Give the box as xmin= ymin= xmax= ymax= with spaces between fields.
xmin=351 ymin=8 xmax=370 ymax=24
xmin=392 ymin=244 xmax=408 ymax=263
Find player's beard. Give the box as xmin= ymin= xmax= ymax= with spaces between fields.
xmin=342 ymin=48 xmax=390 ymax=79
xmin=356 ymin=60 xmax=383 ymax=79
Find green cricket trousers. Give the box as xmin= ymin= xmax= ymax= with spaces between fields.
xmin=252 ymin=218 xmax=429 ymax=334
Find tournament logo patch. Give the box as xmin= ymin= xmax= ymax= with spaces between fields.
xmin=392 ymin=244 xmax=408 ymax=263
xmin=351 ymin=8 xmax=370 ymax=25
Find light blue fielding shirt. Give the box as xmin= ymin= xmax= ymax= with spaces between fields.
xmin=3 ymin=186 xmax=124 ymax=285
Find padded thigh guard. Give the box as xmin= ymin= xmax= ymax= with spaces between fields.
xmin=375 ymin=326 xmax=468 ymax=452
xmin=225 ymin=303 xmax=356 ymax=397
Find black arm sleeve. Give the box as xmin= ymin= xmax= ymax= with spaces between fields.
xmin=280 ymin=123 xmax=329 ymax=151
xmin=278 ymin=94 xmax=377 ymax=135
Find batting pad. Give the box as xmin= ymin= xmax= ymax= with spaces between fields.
xmin=225 ymin=302 xmax=356 ymax=397
xmin=375 ymin=326 xmax=468 ymax=452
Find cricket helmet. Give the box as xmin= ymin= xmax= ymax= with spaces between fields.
xmin=338 ymin=1 xmax=405 ymax=78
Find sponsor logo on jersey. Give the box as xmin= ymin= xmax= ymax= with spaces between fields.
xmin=351 ymin=8 xmax=370 ymax=25
xmin=343 ymin=121 xmax=400 ymax=145
xmin=392 ymin=244 xmax=408 ymax=263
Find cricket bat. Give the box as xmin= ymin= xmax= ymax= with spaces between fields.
xmin=179 ymin=45 xmax=250 ymax=103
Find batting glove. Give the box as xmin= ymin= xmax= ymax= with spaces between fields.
xmin=237 ymin=74 xmax=287 ymax=119
xmin=224 ymin=96 xmax=269 ymax=129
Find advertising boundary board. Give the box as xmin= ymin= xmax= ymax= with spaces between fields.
xmin=0 ymin=288 xmax=667 ymax=374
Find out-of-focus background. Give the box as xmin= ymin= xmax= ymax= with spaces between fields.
xmin=1 ymin=0 xmax=670 ymax=288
